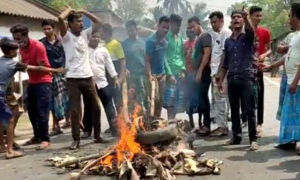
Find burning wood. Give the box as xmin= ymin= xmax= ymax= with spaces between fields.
xmin=47 ymin=106 xmax=223 ymax=180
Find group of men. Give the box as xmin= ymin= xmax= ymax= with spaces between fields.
xmin=1 ymin=2 xmax=300 ymax=159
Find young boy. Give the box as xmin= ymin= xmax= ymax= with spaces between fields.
xmin=0 ymin=38 xmax=64 ymax=159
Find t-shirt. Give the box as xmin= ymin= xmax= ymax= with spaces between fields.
xmin=255 ymin=27 xmax=271 ymax=56
xmin=285 ymin=31 xmax=300 ymax=85
xmin=122 ymin=37 xmax=145 ymax=75
xmin=105 ymin=39 xmax=125 ymax=74
xmin=0 ymin=57 xmax=27 ymax=93
xmin=61 ymin=27 xmax=93 ymax=78
xmin=211 ymin=28 xmax=232 ymax=76
xmin=19 ymin=39 xmax=52 ymax=84
xmin=146 ymin=32 xmax=168 ymax=76
xmin=184 ymin=39 xmax=197 ymax=74
xmin=193 ymin=32 xmax=212 ymax=72
xmin=165 ymin=32 xmax=186 ymax=76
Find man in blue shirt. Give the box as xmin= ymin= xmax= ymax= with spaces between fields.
xmin=145 ymin=16 xmax=170 ymax=118
xmin=218 ymin=8 xmax=258 ymax=151
xmin=122 ymin=20 xmax=148 ymax=114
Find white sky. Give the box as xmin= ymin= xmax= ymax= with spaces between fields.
xmin=145 ymin=0 xmax=244 ymax=25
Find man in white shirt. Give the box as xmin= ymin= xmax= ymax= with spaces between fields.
xmin=209 ymin=11 xmax=232 ymax=137
xmin=58 ymin=8 xmax=105 ymax=150
xmin=82 ymin=32 xmax=120 ymax=138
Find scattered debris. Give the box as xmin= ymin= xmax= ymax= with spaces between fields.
xmin=47 ymin=106 xmax=223 ymax=179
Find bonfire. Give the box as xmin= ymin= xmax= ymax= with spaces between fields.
xmin=47 ymin=105 xmax=223 ymax=180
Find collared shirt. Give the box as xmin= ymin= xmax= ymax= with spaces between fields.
xmin=89 ymin=47 xmax=118 ymax=89
xmin=165 ymin=32 xmax=185 ymax=76
xmin=184 ymin=39 xmax=197 ymax=74
xmin=122 ymin=37 xmax=146 ymax=75
xmin=146 ymin=32 xmax=168 ymax=76
xmin=223 ymin=28 xmax=257 ymax=78
xmin=40 ymin=36 xmax=66 ymax=68
xmin=20 ymin=38 xmax=52 ymax=84
xmin=61 ymin=27 xmax=93 ymax=78
xmin=211 ymin=28 xmax=232 ymax=76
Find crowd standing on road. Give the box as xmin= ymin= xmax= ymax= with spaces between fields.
xmin=1 ymin=3 xmax=300 ymax=159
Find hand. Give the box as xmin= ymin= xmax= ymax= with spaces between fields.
xmin=148 ymin=74 xmax=155 ymax=84
xmin=179 ymin=71 xmax=186 ymax=79
xmin=195 ymin=71 xmax=202 ymax=83
xmin=167 ymin=76 xmax=177 ymax=85
xmin=217 ymin=79 xmax=224 ymax=92
xmin=242 ymin=6 xmax=248 ymax=19
xmin=76 ymin=8 xmax=86 ymax=14
xmin=263 ymin=64 xmax=272 ymax=72
xmin=289 ymin=81 xmax=298 ymax=94
xmin=56 ymin=67 xmax=67 ymax=74
xmin=258 ymin=54 xmax=267 ymax=62
xmin=126 ymin=69 xmax=130 ymax=77
xmin=66 ymin=6 xmax=75 ymax=13
xmin=114 ymin=77 xmax=120 ymax=89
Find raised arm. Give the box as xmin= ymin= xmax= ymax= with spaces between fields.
xmin=58 ymin=7 xmax=74 ymax=37
xmin=77 ymin=9 xmax=101 ymax=33
xmin=243 ymin=8 xmax=255 ymax=40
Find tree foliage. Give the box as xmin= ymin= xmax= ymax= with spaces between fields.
xmin=227 ymin=0 xmax=300 ymax=38
xmin=115 ymin=0 xmax=147 ymax=22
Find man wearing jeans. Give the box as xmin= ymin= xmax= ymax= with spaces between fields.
xmin=218 ymin=9 xmax=258 ymax=151
xmin=209 ymin=11 xmax=232 ymax=137
xmin=58 ymin=8 xmax=104 ymax=150
xmin=10 ymin=24 xmax=53 ymax=150
xmin=187 ymin=16 xmax=212 ymax=136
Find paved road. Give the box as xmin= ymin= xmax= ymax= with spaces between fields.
xmin=1 ymin=76 xmax=300 ymax=180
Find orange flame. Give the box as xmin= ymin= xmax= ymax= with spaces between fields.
xmin=99 ymin=105 xmax=143 ymax=167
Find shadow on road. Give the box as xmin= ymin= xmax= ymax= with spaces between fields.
xmin=268 ymin=159 xmax=300 ymax=180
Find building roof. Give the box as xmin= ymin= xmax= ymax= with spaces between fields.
xmin=0 ymin=0 xmax=59 ymax=21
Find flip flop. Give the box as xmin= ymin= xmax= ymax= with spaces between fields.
xmin=5 ymin=151 xmax=25 ymax=159
xmin=23 ymin=138 xmax=41 ymax=146
xmin=36 ymin=142 xmax=50 ymax=151
xmin=49 ymin=130 xmax=63 ymax=137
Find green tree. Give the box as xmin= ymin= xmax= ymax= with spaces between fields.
xmin=39 ymin=0 xmax=114 ymax=11
xmin=226 ymin=0 xmax=297 ymax=38
xmin=115 ymin=0 xmax=147 ymax=22
xmin=157 ymin=0 xmax=192 ymax=15
xmin=191 ymin=3 xmax=211 ymax=31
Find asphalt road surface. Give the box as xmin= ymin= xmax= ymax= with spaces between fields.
xmin=1 ymin=76 xmax=300 ymax=180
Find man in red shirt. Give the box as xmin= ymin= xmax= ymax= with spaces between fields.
xmin=249 ymin=6 xmax=272 ymax=137
xmin=184 ymin=28 xmax=199 ymax=129
xmin=10 ymin=24 xmax=53 ymax=150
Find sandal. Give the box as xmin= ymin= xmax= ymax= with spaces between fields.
xmin=23 ymin=137 xmax=41 ymax=146
xmin=6 ymin=151 xmax=25 ymax=159
xmin=36 ymin=141 xmax=50 ymax=151
xmin=49 ymin=130 xmax=63 ymax=137
xmin=249 ymin=141 xmax=259 ymax=151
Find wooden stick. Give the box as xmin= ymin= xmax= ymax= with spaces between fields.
xmin=78 ymin=149 xmax=115 ymax=176
xmin=56 ymin=153 xmax=102 ymax=168
xmin=122 ymin=78 xmax=129 ymax=122
xmin=150 ymin=79 xmax=156 ymax=117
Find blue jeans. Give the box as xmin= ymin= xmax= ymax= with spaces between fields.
xmin=27 ymin=83 xmax=51 ymax=142
xmin=0 ymin=92 xmax=12 ymax=126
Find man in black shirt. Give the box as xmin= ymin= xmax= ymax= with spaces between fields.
xmin=218 ymin=8 xmax=258 ymax=151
